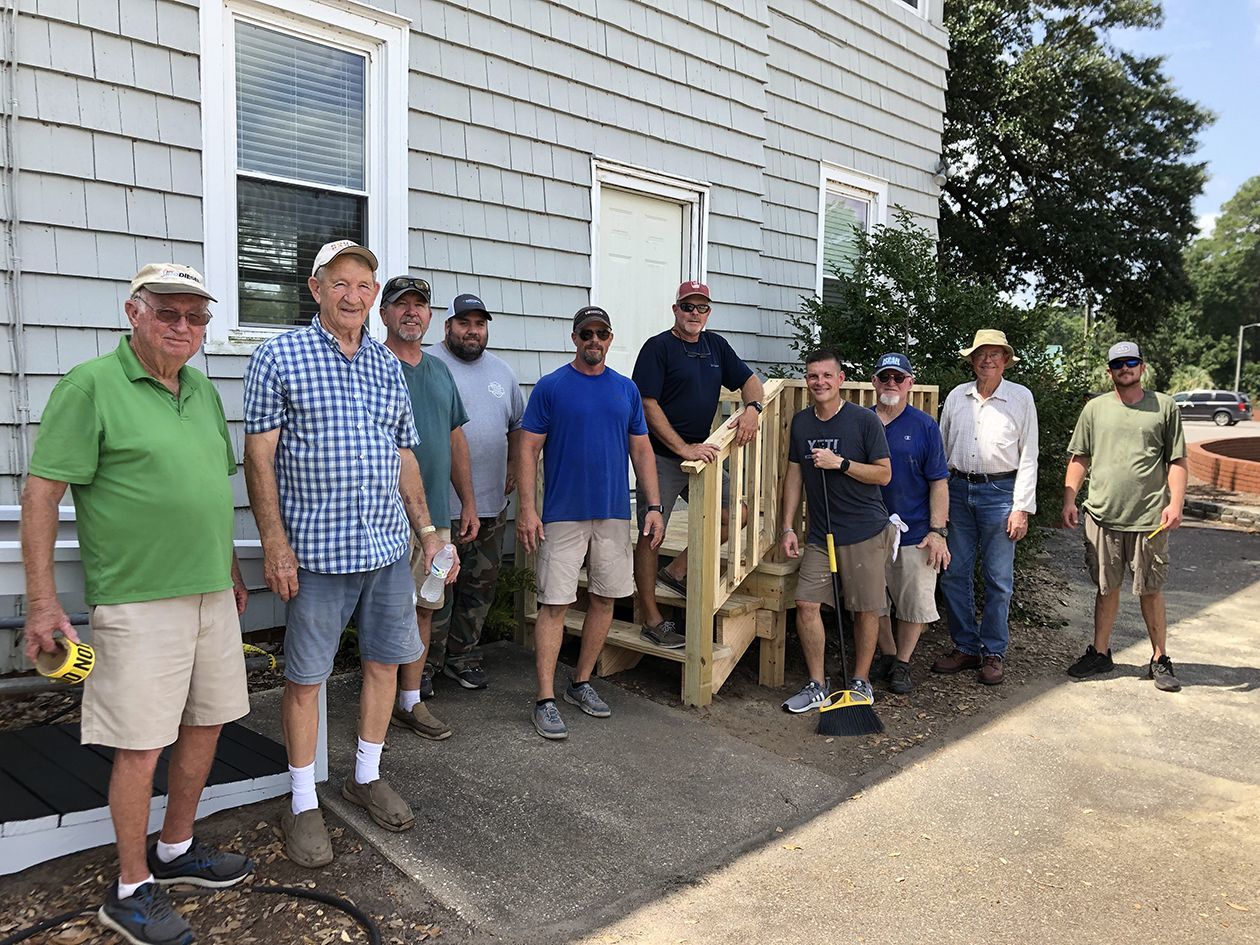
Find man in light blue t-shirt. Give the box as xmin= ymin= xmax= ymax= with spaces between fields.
xmin=516 ymin=306 xmax=665 ymax=741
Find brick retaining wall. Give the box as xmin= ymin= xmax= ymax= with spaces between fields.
xmin=1187 ymin=438 xmax=1260 ymax=495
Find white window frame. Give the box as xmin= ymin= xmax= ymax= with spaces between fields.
xmin=892 ymin=0 xmax=929 ymax=18
xmin=200 ymin=0 xmax=409 ymax=352
xmin=589 ymin=157 xmax=711 ymax=303
xmin=815 ymin=163 xmax=889 ymax=298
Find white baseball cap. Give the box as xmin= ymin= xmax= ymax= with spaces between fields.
xmin=130 ymin=263 xmax=216 ymax=301
xmin=310 ymin=240 xmax=378 ymax=276
xmin=1107 ymin=341 xmax=1142 ymax=362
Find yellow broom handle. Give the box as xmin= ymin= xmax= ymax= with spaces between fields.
xmin=826 ymin=533 xmax=838 ymax=573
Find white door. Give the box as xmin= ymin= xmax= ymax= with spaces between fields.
xmin=596 ymin=188 xmax=684 ymax=378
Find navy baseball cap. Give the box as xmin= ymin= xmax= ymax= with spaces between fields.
xmin=573 ymin=305 xmax=612 ymax=332
xmin=874 ymin=352 xmax=913 ymax=376
xmin=450 ymin=293 xmax=491 ymax=320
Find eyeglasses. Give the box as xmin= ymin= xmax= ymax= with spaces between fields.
xmin=678 ymin=302 xmax=711 ymax=314
xmin=578 ymin=328 xmax=611 ymax=341
xmin=133 ymin=295 xmax=212 ymax=326
xmin=876 ymin=371 xmax=909 ymax=384
xmin=974 ymin=350 xmax=1007 ymax=363
xmin=1109 ymin=357 xmax=1142 ymax=370
xmin=383 ymin=276 xmax=431 ymax=298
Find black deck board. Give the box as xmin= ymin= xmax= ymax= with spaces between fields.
xmin=15 ymin=726 xmax=114 ymax=799
xmin=0 ymin=730 xmax=107 ymax=815
xmin=220 ymin=723 xmax=289 ymax=767
xmin=0 ymin=768 xmax=55 ymax=822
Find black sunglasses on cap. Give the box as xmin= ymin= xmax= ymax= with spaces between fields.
xmin=383 ymin=276 xmax=431 ymax=297
xmin=578 ymin=328 xmax=611 ymax=341
xmin=1109 ymin=357 xmax=1142 ymax=370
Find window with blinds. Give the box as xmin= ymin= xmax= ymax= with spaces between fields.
xmin=821 ymin=188 xmax=873 ymax=307
xmin=234 ymin=22 xmax=368 ymax=327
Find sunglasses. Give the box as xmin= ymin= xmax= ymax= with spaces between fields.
xmin=578 ymin=328 xmax=611 ymax=341
xmin=1109 ymin=357 xmax=1142 ymax=370
xmin=875 ymin=371 xmax=908 ymax=384
xmin=678 ymin=302 xmax=711 ymax=314
xmin=383 ymin=276 xmax=431 ymax=297
xmin=134 ymin=295 xmax=212 ymax=327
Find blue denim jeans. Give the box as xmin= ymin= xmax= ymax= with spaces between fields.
xmin=940 ymin=476 xmax=1016 ymax=658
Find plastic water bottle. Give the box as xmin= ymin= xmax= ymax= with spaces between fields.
xmin=420 ymin=543 xmax=456 ymax=602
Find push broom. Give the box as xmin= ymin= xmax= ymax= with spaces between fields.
xmin=817 ymin=468 xmax=884 ymax=737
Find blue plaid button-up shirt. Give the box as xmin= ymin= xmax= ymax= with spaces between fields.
xmin=244 ymin=315 xmax=420 ymax=574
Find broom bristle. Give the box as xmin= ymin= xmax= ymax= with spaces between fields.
xmin=817 ymin=703 xmax=884 ymax=736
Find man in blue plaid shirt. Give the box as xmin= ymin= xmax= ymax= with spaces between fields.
xmin=244 ymin=240 xmax=455 ymax=868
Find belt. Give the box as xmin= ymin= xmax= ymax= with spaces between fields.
xmin=950 ymin=468 xmax=1017 ymax=483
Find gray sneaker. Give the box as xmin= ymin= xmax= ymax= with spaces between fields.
xmin=641 ymin=619 xmax=686 ymax=649
xmin=564 ymin=681 xmax=612 ymax=717
xmin=849 ymin=677 xmax=875 ymax=703
xmin=98 ymin=881 xmax=193 ymax=945
xmin=888 ymin=661 xmax=913 ymax=694
xmin=533 ymin=700 xmax=568 ymax=739
xmin=1149 ymin=655 xmax=1182 ymax=692
xmin=781 ymin=678 xmax=830 ymax=714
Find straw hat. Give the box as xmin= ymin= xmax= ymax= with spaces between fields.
xmin=960 ymin=329 xmax=1019 ymax=364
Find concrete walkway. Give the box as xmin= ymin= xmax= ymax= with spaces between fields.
xmin=248 ymin=522 xmax=1259 ymax=944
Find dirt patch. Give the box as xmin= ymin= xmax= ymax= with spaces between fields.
xmin=1187 ymin=480 xmax=1260 ymax=510
xmin=0 ymin=799 xmax=467 ymax=945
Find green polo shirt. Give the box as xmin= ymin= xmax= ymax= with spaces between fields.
xmin=28 ymin=336 xmax=237 ymax=605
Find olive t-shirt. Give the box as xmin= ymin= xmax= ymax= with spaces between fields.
xmin=1067 ymin=390 xmax=1186 ymax=530
xmin=29 ymin=336 xmax=237 ymax=605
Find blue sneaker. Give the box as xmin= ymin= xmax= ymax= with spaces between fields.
xmin=781 ymin=678 xmax=830 ymax=713
xmin=564 ymin=681 xmax=612 ymax=718
xmin=98 ymin=882 xmax=193 ymax=945
xmin=533 ymin=700 xmax=568 ymax=740
xmin=148 ymin=837 xmax=254 ymax=889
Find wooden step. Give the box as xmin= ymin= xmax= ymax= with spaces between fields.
xmin=525 ymin=611 xmax=733 ymax=664
xmin=574 ymin=569 xmax=763 ymax=617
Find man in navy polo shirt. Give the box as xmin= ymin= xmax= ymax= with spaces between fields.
xmin=870 ymin=353 xmax=950 ymax=694
xmin=630 ymin=281 xmax=764 ymax=648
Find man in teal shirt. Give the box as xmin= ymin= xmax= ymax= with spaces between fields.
xmin=1062 ymin=341 xmax=1187 ymax=691
xmin=380 ymin=275 xmax=477 ymax=740
xmin=21 ymin=264 xmax=252 ymax=945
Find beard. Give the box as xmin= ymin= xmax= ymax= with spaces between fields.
xmin=581 ymin=347 xmax=605 ymax=366
xmin=395 ymin=324 xmax=425 ymax=343
xmin=878 ymin=393 xmax=902 ymax=407
xmin=446 ymin=333 xmax=486 ymax=361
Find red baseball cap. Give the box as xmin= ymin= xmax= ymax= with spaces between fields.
xmin=675 ymin=280 xmax=711 ymax=302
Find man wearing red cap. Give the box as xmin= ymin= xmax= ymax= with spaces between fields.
xmin=630 ymin=281 xmax=764 ymax=648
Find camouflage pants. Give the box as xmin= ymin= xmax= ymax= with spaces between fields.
xmin=426 ymin=509 xmax=508 ymax=672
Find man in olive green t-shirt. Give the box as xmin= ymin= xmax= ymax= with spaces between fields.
xmin=1061 ymin=341 xmax=1187 ymax=692
xmin=20 ymin=265 xmax=253 ymax=944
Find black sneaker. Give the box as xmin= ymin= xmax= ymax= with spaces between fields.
xmin=1067 ymin=645 xmax=1114 ymax=679
xmin=1148 ymin=655 xmax=1182 ymax=692
xmin=888 ymin=661 xmax=913 ymax=694
xmin=147 ymin=837 xmax=254 ymax=888
xmin=443 ymin=663 xmax=488 ymax=690
xmin=98 ymin=882 xmax=193 ymax=945
xmin=871 ymin=653 xmax=896 ymax=683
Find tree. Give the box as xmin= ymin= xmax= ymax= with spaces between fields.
xmin=941 ymin=0 xmax=1211 ymax=331
xmin=1184 ymin=176 xmax=1260 ymax=340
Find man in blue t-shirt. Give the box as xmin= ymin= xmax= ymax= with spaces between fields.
xmin=869 ymin=353 xmax=950 ymax=695
xmin=631 ymin=280 xmax=764 ymax=649
xmin=517 ymin=306 xmax=665 ymax=741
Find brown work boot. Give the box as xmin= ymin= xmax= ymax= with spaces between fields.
xmin=279 ymin=804 xmax=333 ymax=868
xmin=930 ymin=649 xmax=982 ymax=674
xmin=341 ymin=776 xmax=415 ymax=832
xmin=390 ymin=701 xmax=452 ymax=740
xmin=978 ymin=654 xmax=1005 ymax=685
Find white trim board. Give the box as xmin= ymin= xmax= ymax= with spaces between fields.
xmin=814 ymin=162 xmax=890 ymax=298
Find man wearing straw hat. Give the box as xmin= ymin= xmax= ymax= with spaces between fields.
xmin=934 ymin=329 xmax=1039 ymax=686
xmin=22 ymin=264 xmax=252 ymax=945
xmin=1061 ymin=341 xmax=1186 ymax=691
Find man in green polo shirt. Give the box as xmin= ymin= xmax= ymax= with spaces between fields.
xmin=21 ymin=264 xmax=253 ymax=945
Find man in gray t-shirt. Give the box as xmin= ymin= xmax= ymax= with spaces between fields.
xmin=424 ymin=293 xmax=525 ymax=690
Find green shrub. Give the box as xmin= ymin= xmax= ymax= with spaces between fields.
xmin=482 ymin=565 xmax=537 ymax=643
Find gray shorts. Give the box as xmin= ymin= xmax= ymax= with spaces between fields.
xmin=284 ymin=554 xmax=422 ymax=685
xmin=636 ymin=453 xmax=731 ymax=530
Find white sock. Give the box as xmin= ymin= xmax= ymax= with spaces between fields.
xmin=398 ymin=689 xmax=421 ymax=713
xmin=117 ymin=875 xmax=154 ymax=899
xmin=355 ymin=737 xmax=383 ymax=785
xmin=156 ymin=837 xmax=192 ymax=863
xmin=289 ymin=761 xmax=318 ymax=815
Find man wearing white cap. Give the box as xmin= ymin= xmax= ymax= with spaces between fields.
xmin=1062 ymin=341 xmax=1186 ymax=691
xmin=22 ymin=264 xmax=253 ymax=944
xmin=934 ymin=329 xmax=1039 ymax=685
xmin=244 ymin=240 xmax=455 ymax=866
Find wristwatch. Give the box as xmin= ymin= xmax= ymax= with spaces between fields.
xmin=930 ymin=526 xmax=948 ymax=538
xmin=646 ymin=504 xmax=664 ymax=514
xmin=418 ymin=525 xmax=437 ymax=536
xmin=745 ymin=400 xmax=764 ymax=413
xmin=839 ymin=458 xmax=851 ymax=474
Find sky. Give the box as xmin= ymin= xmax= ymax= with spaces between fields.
xmin=1114 ymin=0 xmax=1260 ymax=233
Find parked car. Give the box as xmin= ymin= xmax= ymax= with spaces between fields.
xmin=1172 ymin=390 xmax=1253 ymax=426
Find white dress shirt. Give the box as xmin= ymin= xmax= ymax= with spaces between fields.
xmin=939 ymin=379 xmax=1039 ymax=513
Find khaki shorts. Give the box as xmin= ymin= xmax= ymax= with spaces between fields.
xmin=795 ymin=525 xmax=896 ymax=614
xmin=410 ymin=527 xmax=453 ymax=611
xmin=1084 ymin=516 xmax=1170 ymax=596
xmin=881 ymin=544 xmax=940 ymax=624
xmin=82 ymin=589 xmax=249 ymax=750
xmin=536 ymin=519 xmax=635 ymax=605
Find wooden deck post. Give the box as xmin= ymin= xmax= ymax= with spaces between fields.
xmin=683 ymin=465 xmax=719 ymax=706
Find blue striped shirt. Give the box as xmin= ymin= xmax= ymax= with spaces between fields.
xmin=243 ymin=316 xmax=420 ymax=574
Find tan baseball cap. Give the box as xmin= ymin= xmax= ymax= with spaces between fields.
xmin=130 ymin=263 xmax=216 ymax=301
xmin=311 ymin=239 xmax=378 ymax=276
